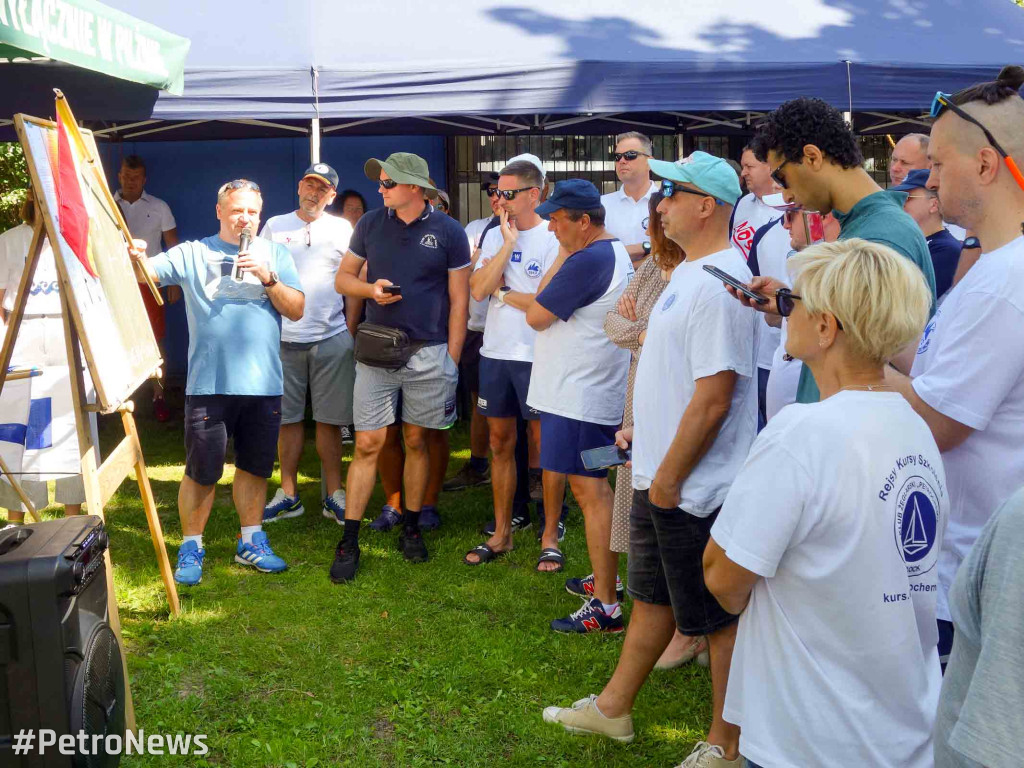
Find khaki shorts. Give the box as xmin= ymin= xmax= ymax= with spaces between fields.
xmin=280 ymin=331 xmax=355 ymax=425
xmin=353 ymin=344 xmax=458 ymax=432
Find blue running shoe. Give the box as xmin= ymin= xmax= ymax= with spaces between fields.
xmin=263 ymin=489 xmax=304 ymax=523
xmin=235 ymin=531 xmax=287 ymax=573
xmin=419 ymin=505 xmax=441 ymax=531
xmin=551 ymin=598 xmax=624 ymax=634
xmin=369 ymin=505 xmax=402 ymax=532
xmin=322 ymin=490 xmax=346 ymax=526
xmin=174 ymin=541 xmax=205 ymax=586
xmin=565 ymin=573 xmax=625 ymax=602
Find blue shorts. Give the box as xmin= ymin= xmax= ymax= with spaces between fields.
xmin=477 ymin=357 xmax=539 ymax=420
xmin=538 ymin=412 xmax=618 ymax=478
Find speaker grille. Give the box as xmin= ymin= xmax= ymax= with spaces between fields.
xmin=71 ymin=624 xmax=125 ymax=768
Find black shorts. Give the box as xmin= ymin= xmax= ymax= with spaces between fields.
xmin=627 ymin=489 xmax=738 ymax=636
xmin=459 ymin=329 xmax=484 ymax=393
xmin=184 ymin=395 xmax=282 ymax=486
xmin=478 ymin=357 xmax=537 ymax=420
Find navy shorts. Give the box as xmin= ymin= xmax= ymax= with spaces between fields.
xmin=460 ymin=329 xmax=484 ymax=394
xmin=627 ymin=489 xmax=738 ymax=636
xmin=538 ymin=412 xmax=618 ymax=478
xmin=478 ymin=357 xmax=539 ymax=420
xmin=184 ymin=395 xmax=282 ymax=486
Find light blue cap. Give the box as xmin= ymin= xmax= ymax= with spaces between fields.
xmin=648 ymin=151 xmax=742 ymax=206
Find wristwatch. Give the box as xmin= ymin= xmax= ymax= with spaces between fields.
xmin=962 ymin=236 xmax=981 ymax=250
xmin=261 ymin=271 xmax=279 ymax=288
xmin=642 ymin=241 xmax=652 ymax=256
xmin=494 ymin=286 xmax=511 ymax=305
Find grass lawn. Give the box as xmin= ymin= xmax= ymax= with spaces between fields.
xmin=29 ymin=406 xmax=716 ymax=767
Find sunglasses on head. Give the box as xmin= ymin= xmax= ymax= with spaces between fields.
xmin=771 ymin=159 xmax=791 ymax=190
xmin=613 ymin=150 xmax=649 ymax=162
xmin=659 ymin=179 xmax=723 ymax=205
xmin=776 ymin=288 xmax=844 ymax=329
xmin=219 ymin=179 xmax=261 ymax=195
xmin=495 ymin=186 xmax=538 ymax=201
xmin=931 ymin=91 xmax=1024 ymax=191
xmin=379 ymin=178 xmax=399 ymax=189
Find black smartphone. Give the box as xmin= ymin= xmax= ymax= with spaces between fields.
xmin=382 ymin=285 xmax=402 ymax=295
xmin=580 ymin=444 xmax=631 ymax=471
xmin=702 ymin=264 xmax=768 ymax=304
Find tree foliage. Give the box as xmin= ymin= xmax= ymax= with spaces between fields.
xmin=0 ymin=143 xmax=29 ymax=234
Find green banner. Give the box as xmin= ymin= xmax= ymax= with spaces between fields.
xmin=0 ymin=0 xmax=189 ymax=94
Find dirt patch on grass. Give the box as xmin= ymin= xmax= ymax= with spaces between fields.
xmin=371 ymin=717 xmax=396 ymax=742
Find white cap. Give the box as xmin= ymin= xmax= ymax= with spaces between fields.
xmin=506 ymin=153 xmax=546 ymax=180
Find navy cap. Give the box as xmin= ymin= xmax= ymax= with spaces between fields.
xmin=303 ymin=162 xmax=339 ymax=189
xmin=890 ymin=168 xmax=931 ymax=192
xmin=536 ymin=179 xmax=602 ymax=219
xmin=480 ymin=172 xmax=500 ymax=190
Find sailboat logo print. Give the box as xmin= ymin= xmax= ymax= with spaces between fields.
xmin=902 ymin=494 xmax=931 ymax=557
xmin=893 ymin=481 xmax=939 ymax=568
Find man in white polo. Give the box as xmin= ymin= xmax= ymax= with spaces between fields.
xmin=601 ymin=131 xmax=658 ymax=265
xmin=260 ymin=163 xmax=359 ymax=526
xmin=730 ymin=146 xmax=778 ymax=260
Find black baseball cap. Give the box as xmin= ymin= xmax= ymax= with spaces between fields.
xmin=480 ymin=172 xmax=500 ymax=190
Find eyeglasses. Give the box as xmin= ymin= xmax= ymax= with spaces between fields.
xmin=485 ymin=188 xmax=500 ymax=198
xmin=218 ymin=179 xmax=261 ymax=196
xmin=777 ymin=288 xmax=844 ymax=329
xmin=903 ymin=194 xmax=932 ymax=201
xmin=495 ymin=187 xmax=538 ymax=201
xmin=659 ymin=179 xmax=723 ymax=206
xmin=613 ymin=151 xmax=650 ymax=162
xmin=379 ymin=179 xmax=399 ymax=190
xmin=771 ymin=159 xmax=791 ymax=189
xmin=931 ymin=91 xmax=1024 ymax=191
xmin=436 ymin=201 xmax=450 ymax=212
xmin=305 ymin=224 xmax=311 ymax=248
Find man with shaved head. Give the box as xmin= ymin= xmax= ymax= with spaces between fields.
xmin=889 ymin=132 xmax=931 ymax=185
xmin=882 ymin=70 xmax=1024 ymax=745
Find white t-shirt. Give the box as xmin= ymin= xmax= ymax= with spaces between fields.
xmin=115 ymin=191 xmax=176 ymax=253
xmin=464 ymin=216 xmax=495 ymax=333
xmin=730 ymin=193 xmax=777 ymax=260
xmin=527 ymin=239 xmax=633 ymax=424
xmin=260 ymin=211 xmax=352 ymax=343
xmin=475 ymin=221 xmax=559 ymax=363
xmin=765 ymin=319 xmax=801 ymax=422
xmin=0 ymin=223 xmax=62 ymax=316
xmin=911 ymin=235 xmax=1024 ymax=622
xmin=712 ymin=391 xmax=946 ymax=768
xmin=631 ymin=248 xmax=757 ymax=515
xmin=749 ymin=217 xmax=790 ymax=370
xmin=601 ymin=181 xmax=657 ymax=247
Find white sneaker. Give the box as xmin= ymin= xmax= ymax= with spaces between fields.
xmin=322 ymin=489 xmax=346 ymax=525
xmin=676 ymin=741 xmax=744 ymax=767
xmin=263 ymin=488 xmax=305 ymax=523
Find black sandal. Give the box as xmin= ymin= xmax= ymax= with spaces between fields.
xmin=464 ymin=542 xmax=508 ymax=566
xmin=536 ymin=547 xmax=565 ymax=573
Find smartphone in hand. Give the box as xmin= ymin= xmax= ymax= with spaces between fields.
xmin=702 ymin=264 xmax=768 ymax=304
xmin=382 ymin=285 xmax=402 ymax=295
xmin=580 ymin=444 xmax=631 ymax=471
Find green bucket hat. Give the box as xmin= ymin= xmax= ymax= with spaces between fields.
xmin=364 ymin=152 xmax=438 ymax=199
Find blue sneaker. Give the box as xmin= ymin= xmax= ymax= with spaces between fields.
xmin=565 ymin=573 xmax=625 ymax=602
xmin=369 ymin=505 xmax=402 ymax=531
xmin=263 ymin=489 xmax=304 ymax=523
xmin=322 ymin=490 xmax=346 ymax=526
xmin=174 ymin=541 xmax=205 ymax=586
xmin=235 ymin=531 xmax=287 ymax=573
xmin=551 ymin=598 xmax=624 ymax=634
xmin=419 ymin=505 xmax=441 ymax=531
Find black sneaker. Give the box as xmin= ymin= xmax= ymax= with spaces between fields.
xmin=529 ymin=471 xmax=543 ymax=501
xmin=443 ymin=462 xmax=491 ymax=491
xmin=399 ymin=528 xmax=429 ymax=563
xmin=330 ymin=540 xmax=360 ymax=583
xmin=481 ymin=509 xmax=532 ymax=536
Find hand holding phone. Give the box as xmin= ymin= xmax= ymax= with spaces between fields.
xmin=580 ymin=444 xmax=632 ymax=471
xmin=382 ymin=285 xmax=402 ymax=295
xmin=702 ymin=264 xmax=768 ymax=304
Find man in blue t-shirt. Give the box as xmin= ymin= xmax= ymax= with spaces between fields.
xmin=331 ymin=153 xmax=471 ymax=583
xmin=130 ymin=179 xmax=305 ymax=587
xmin=892 ymin=169 xmax=963 ymax=299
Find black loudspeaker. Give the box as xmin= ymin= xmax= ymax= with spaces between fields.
xmin=0 ymin=516 xmax=124 ymax=767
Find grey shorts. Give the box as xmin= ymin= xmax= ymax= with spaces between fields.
xmin=281 ymin=331 xmax=355 ymax=425
xmin=0 ymin=475 xmax=86 ymax=512
xmin=353 ymin=343 xmax=458 ymax=432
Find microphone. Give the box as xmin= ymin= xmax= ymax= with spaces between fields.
xmin=234 ymin=225 xmax=253 ymax=281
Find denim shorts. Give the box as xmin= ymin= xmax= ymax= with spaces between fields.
xmin=627 ymin=489 xmax=738 ymax=635
xmin=184 ymin=395 xmax=282 ymax=485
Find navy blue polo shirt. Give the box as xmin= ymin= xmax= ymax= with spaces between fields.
xmin=349 ymin=204 xmax=471 ymax=342
xmin=926 ymin=228 xmax=963 ymax=299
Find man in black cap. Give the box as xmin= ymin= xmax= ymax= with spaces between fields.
xmin=331 ymin=152 xmax=471 ymax=583
xmin=260 ymin=163 xmax=361 ymax=527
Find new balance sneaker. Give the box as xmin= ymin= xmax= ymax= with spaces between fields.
xmin=263 ymin=489 xmax=304 ymax=523
xmin=676 ymin=741 xmax=745 ymax=767
xmin=442 ymin=461 xmax=491 ymax=491
xmin=419 ymin=506 xmax=441 ymax=531
xmin=322 ymin=490 xmax=346 ymax=525
xmin=234 ymin=531 xmax=287 ymax=573
xmin=542 ymin=694 xmax=635 ymax=743
xmin=398 ymin=528 xmax=429 ymax=563
xmin=565 ymin=573 xmax=625 ymax=602
xmin=330 ymin=539 xmax=360 ymax=584
xmin=369 ymin=505 xmax=402 ymax=531
xmin=551 ymin=598 xmax=624 ymax=634
xmin=174 ymin=540 xmax=206 ymax=586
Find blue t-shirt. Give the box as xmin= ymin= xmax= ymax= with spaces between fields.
xmin=150 ymin=235 xmax=302 ymax=396
xmin=536 ymin=240 xmax=618 ymax=320
xmin=349 ymin=205 xmax=471 ymax=342
xmin=927 ymin=228 xmax=963 ymax=299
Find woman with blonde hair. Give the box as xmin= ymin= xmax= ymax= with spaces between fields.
xmin=703 ymin=238 xmax=947 ymax=768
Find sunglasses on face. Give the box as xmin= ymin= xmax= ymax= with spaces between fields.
xmin=379 ymin=179 xmax=399 ymax=189
xmin=659 ymin=179 xmax=723 ymax=205
xmin=613 ymin=150 xmax=649 ymax=162
xmin=771 ymin=159 xmax=791 ymax=189
xmin=485 ymin=188 xmax=500 ymax=198
xmin=931 ymin=91 xmax=1024 ymax=191
xmin=496 ymin=186 xmax=538 ymax=201
xmin=777 ymin=288 xmax=845 ymax=329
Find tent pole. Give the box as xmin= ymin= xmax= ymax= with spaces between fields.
xmin=311 ymin=118 xmax=321 ymax=164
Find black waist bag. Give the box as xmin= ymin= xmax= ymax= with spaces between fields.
xmin=354 ymin=322 xmax=423 ymax=369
